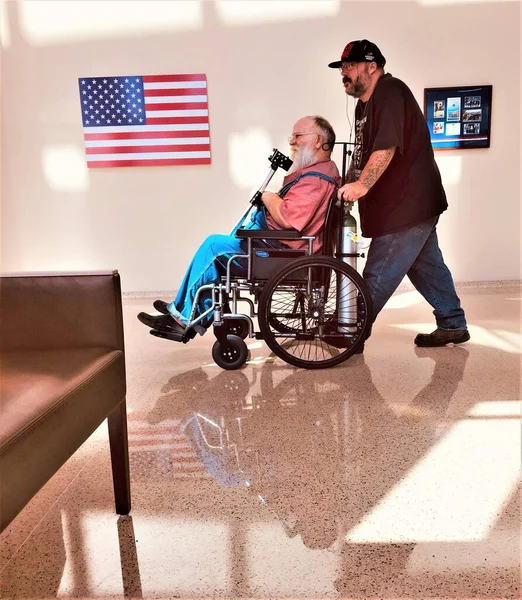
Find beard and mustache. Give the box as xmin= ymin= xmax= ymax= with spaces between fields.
xmin=342 ymin=64 xmax=371 ymax=98
xmin=343 ymin=74 xmax=367 ymax=98
xmin=288 ymin=143 xmax=318 ymax=174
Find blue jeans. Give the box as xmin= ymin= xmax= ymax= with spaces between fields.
xmin=363 ymin=216 xmax=467 ymax=330
xmin=167 ymin=208 xmax=283 ymax=328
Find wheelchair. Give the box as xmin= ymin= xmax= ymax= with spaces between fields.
xmin=155 ymin=149 xmax=373 ymax=371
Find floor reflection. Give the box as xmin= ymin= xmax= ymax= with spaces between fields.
xmin=0 ymin=513 xmax=144 ymax=598
xmin=124 ymin=346 xmax=520 ymax=597
xmin=1 ymin=313 xmax=519 ymax=598
xmin=0 ymin=509 xmax=65 ymax=597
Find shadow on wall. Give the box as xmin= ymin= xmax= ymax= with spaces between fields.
xmin=1 ymin=1 xmax=520 ymax=289
xmin=0 ymin=0 xmax=345 ymax=287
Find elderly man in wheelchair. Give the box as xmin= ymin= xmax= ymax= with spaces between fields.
xmin=138 ymin=115 xmax=372 ymax=370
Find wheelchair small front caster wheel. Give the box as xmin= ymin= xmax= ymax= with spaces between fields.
xmin=212 ymin=334 xmax=249 ymax=370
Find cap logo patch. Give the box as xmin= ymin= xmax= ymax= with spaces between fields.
xmin=342 ymin=42 xmax=354 ymax=59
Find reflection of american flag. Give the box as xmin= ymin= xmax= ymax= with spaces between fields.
xmin=128 ymin=414 xmax=210 ymax=480
xmin=78 ymin=74 xmax=211 ymax=168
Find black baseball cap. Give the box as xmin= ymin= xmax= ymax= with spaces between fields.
xmin=328 ymin=39 xmax=386 ymax=68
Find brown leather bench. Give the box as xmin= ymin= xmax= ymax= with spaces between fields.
xmin=0 ymin=271 xmax=131 ymax=532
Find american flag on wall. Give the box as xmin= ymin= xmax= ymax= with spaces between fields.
xmin=78 ymin=74 xmax=211 ymax=168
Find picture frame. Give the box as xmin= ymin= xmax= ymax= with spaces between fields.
xmin=424 ymin=85 xmax=492 ymax=150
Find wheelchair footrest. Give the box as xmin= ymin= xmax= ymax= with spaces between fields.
xmin=150 ymin=328 xmax=197 ymax=344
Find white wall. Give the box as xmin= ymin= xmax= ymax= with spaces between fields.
xmin=1 ymin=0 xmax=520 ymax=292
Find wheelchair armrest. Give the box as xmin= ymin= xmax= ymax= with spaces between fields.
xmin=236 ymin=228 xmax=302 ymax=240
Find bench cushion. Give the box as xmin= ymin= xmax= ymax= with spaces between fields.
xmin=0 ymin=348 xmax=125 ymax=529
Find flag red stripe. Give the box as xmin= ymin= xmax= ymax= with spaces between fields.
xmin=86 ymin=144 xmax=210 ymax=155
xmin=144 ymin=88 xmax=207 ymax=97
xmin=84 ymin=130 xmax=209 ymax=141
xmin=88 ymin=158 xmax=211 ymax=168
xmin=128 ymin=415 xmax=183 ymax=423
xmin=146 ymin=116 xmax=209 ymax=125
xmin=145 ymin=101 xmax=208 ymax=111
xmin=129 ymin=444 xmax=200 ymax=455
xmin=143 ymin=74 xmax=206 ymax=83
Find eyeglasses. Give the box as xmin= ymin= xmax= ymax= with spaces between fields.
xmin=288 ymin=132 xmax=320 ymax=143
xmin=339 ymin=62 xmax=357 ymax=74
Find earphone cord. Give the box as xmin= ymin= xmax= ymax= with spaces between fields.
xmin=345 ymin=94 xmax=355 ymax=155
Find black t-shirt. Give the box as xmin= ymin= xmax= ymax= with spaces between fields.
xmin=352 ymin=73 xmax=448 ymax=238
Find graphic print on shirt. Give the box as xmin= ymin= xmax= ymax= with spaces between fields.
xmin=352 ymin=115 xmax=367 ymax=181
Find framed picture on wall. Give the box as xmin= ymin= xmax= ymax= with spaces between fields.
xmin=424 ymin=85 xmax=492 ymax=150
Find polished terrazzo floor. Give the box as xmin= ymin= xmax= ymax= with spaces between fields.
xmin=1 ymin=285 xmax=520 ymax=599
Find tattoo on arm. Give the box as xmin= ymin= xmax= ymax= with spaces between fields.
xmin=360 ymin=147 xmax=396 ymax=190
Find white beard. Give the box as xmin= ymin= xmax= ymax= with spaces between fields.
xmin=288 ymin=145 xmax=317 ymax=174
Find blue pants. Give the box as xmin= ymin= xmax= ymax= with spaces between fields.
xmin=167 ymin=209 xmax=283 ymax=328
xmin=363 ymin=216 xmax=467 ymax=330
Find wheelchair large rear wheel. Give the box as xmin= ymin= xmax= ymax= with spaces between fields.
xmin=258 ymin=256 xmax=372 ymax=369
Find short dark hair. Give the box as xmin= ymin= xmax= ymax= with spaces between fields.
xmin=313 ymin=116 xmax=336 ymax=152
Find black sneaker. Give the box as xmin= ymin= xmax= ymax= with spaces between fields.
xmin=137 ymin=312 xmax=185 ymax=334
xmin=150 ymin=328 xmax=192 ymax=343
xmin=153 ymin=300 xmax=170 ymax=314
xmin=414 ymin=328 xmax=470 ymax=347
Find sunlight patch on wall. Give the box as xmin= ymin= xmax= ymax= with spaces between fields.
xmin=228 ymin=128 xmax=276 ymax=190
xmin=346 ymin=401 xmax=521 ymax=543
xmin=0 ymin=0 xmax=10 ymax=48
xmin=18 ymin=1 xmax=203 ymax=46
xmin=216 ymin=0 xmax=339 ymax=25
xmin=435 ymin=154 xmax=462 ymax=186
xmin=42 ymin=145 xmax=89 ymax=193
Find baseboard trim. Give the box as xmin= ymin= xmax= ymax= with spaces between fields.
xmin=124 ymin=279 xmax=521 ymax=298
xmin=396 ymin=279 xmax=522 ymax=291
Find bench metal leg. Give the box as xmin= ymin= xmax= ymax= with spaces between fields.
xmin=108 ymin=399 xmax=131 ymax=515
